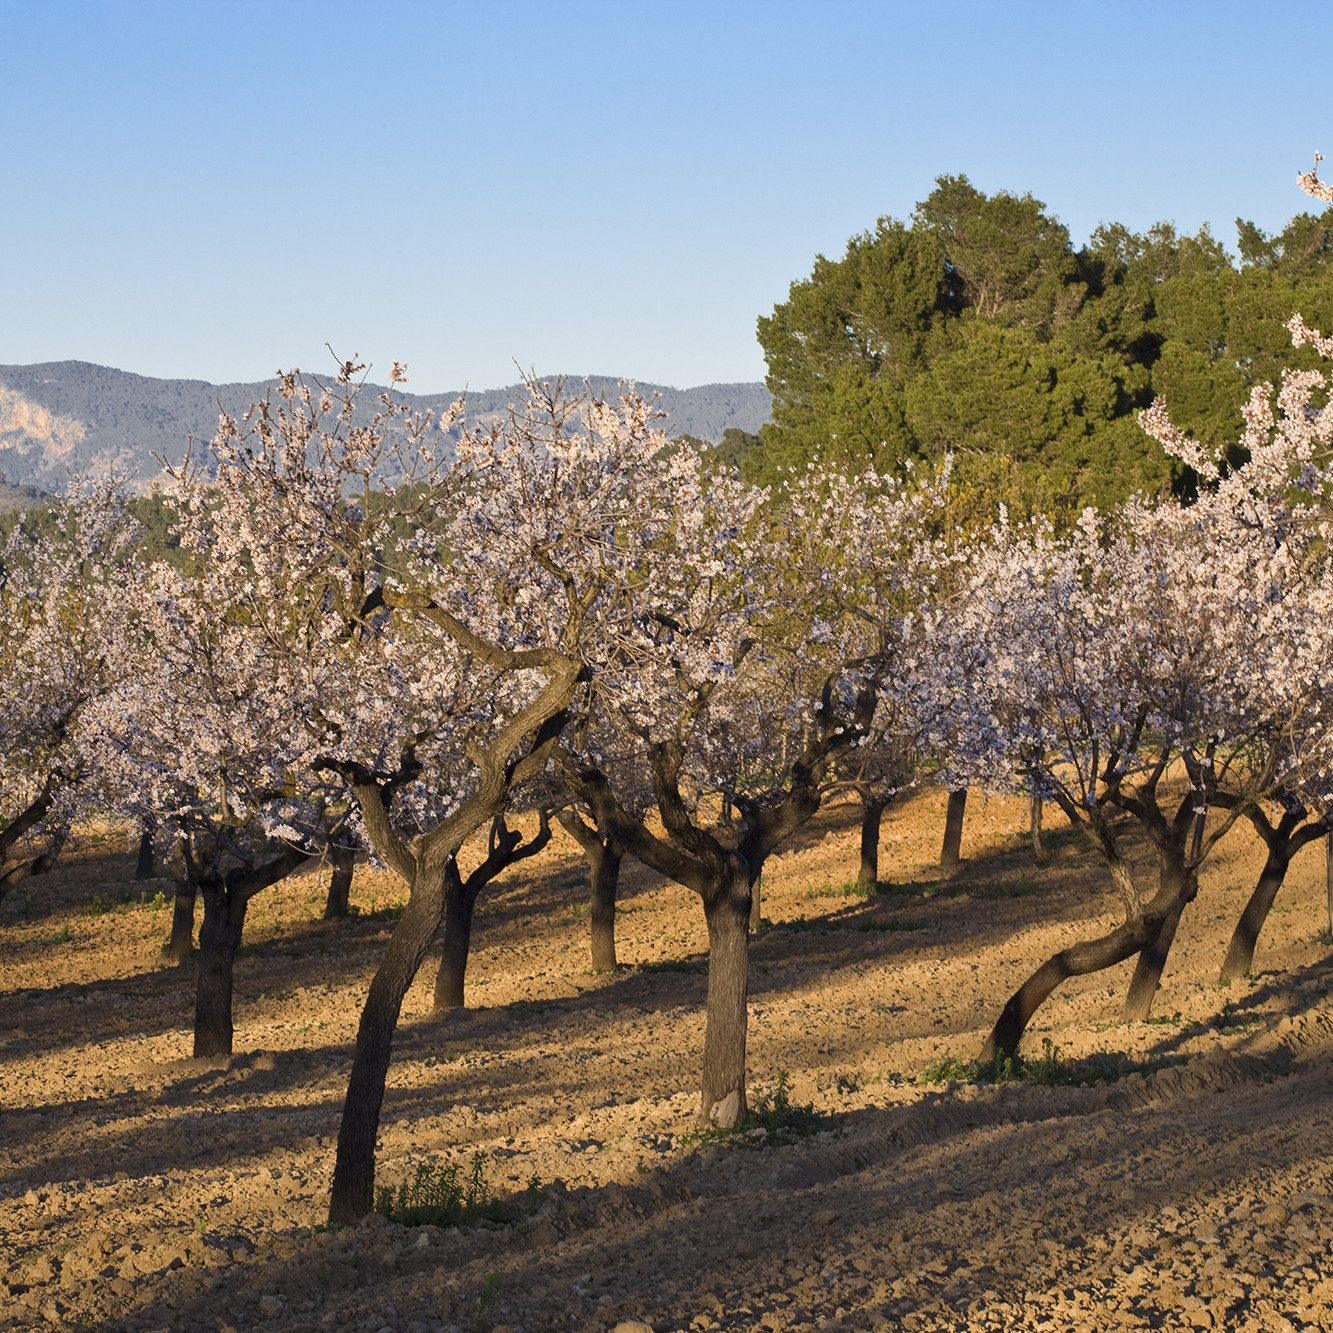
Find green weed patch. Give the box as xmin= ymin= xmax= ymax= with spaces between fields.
xmin=919 ymin=1038 xmax=1183 ymax=1089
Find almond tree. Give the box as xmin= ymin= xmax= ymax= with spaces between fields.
xmin=0 ymin=479 xmax=137 ymax=900
xmin=162 ymin=362 xmax=731 ymax=1219
xmin=85 ymin=489 xmax=349 ymax=1055
xmin=560 ymin=461 xmax=954 ymax=1125
xmin=951 ymin=346 xmax=1333 ymax=1061
xmin=432 ymin=806 xmax=552 ymax=1010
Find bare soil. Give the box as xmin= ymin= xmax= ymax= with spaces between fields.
xmin=4 ymin=789 xmax=1333 ymax=1333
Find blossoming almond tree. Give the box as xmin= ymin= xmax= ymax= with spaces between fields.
xmin=85 ymin=537 xmax=338 ymax=1057
xmin=164 ymin=362 xmax=739 ymax=1219
xmin=559 ymin=461 xmax=954 ymax=1126
xmin=0 ymin=479 xmax=138 ymax=900
xmin=949 ymin=345 xmax=1333 ymax=1061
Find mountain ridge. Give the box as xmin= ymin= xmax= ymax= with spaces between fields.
xmin=0 ymin=360 xmax=771 ymax=490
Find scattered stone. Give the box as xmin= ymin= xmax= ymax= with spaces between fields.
xmin=611 ymin=1323 xmax=655 ymax=1333
xmin=811 ymin=1210 xmax=840 ymax=1228
xmin=1259 ymin=1204 xmax=1290 ymax=1227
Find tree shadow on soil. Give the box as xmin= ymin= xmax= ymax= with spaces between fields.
xmin=101 ymin=1019 xmax=1333 ymax=1333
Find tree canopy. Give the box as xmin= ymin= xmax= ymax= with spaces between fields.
xmin=750 ymin=174 xmax=1333 ymax=522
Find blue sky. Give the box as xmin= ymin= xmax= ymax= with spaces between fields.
xmin=3 ymin=0 xmax=1331 ymax=392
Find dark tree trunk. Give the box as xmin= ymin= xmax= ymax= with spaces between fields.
xmin=433 ymin=862 xmax=474 ymax=1012
xmin=329 ymin=869 xmax=447 ymax=1223
xmin=980 ymin=908 xmax=1167 ymax=1065
xmin=1030 ymin=790 xmax=1047 ymax=864
xmin=0 ymin=777 xmax=61 ymax=907
xmin=168 ymin=880 xmax=197 ymax=961
xmin=0 ymin=823 xmax=69 ymax=902
xmin=1326 ymin=833 xmax=1332 ymax=942
xmin=941 ymin=788 xmax=967 ymax=872
xmin=324 ymin=834 xmax=356 ymax=919
xmin=1123 ymin=893 xmax=1190 ymax=1021
xmin=858 ymin=796 xmax=887 ymax=893
xmin=749 ymin=873 xmax=762 ymax=931
xmin=135 ymin=818 xmax=157 ymax=881
xmin=433 ymin=813 xmax=553 ymax=1011
xmin=701 ymin=872 xmax=751 ymax=1127
xmin=589 ymin=841 xmax=622 ymax=971
xmin=1219 ymin=847 xmax=1293 ymax=984
xmin=982 ymin=838 xmax=1197 ymax=1062
xmin=189 ymin=845 xmax=312 ymax=1059
xmin=1214 ymin=806 xmax=1326 ymax=983
xmin=193 ymin=880 xmax=248 ymax=1058
xmin=557 ymin=810 xmax=623 ymax=971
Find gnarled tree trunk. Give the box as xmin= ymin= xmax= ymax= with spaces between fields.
xmin=190 ymin=845 xmax=314 ymax=1058
xmin=1217 ymin=806 xmax=1327 ymax=983
xmin=980 ymin=907 xmax=1167 ymax=1065
xmin=434 ymin=860 xmax=473 ymax=1011
xmin=324 ymin=830 xmax=356 ymax=920
xmin=433 ymin=813 xmax=553 ymax=1011
xmin=858 ymin=794 xmax=887 ymax=892
xmin=557 ymin=810 xmax=624 ymax=971
xmin=983 ymin=824 xmax=1200 ymax=1060
xmin=701 ymin=870 xmax=751 ymax=1127
xmin=168 ymin=880 xmax=198 ymax=961
xmin=329 ymin=864 xmax=448 ymax=1222
xmin=194 ymin=877 xmax=248 ymax=1057
xmin=941 ymin=788 xmax=967 ymax=872
xmin=1123 ymin=891 xmax=1190 ymax=1021
xmin=1220 ymin=847 xmax=1292 ymax=984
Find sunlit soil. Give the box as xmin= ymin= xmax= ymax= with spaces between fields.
xmin=3 ymin=790 xmax=1333 ymax=1332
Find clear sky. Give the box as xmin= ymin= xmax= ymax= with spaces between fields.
xmin=3 ymin=0 xmax=1331 ymax=392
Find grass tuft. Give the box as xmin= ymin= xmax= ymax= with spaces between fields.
xmin=373 ymin=1151 xmax=500 ymax=1227
xmin=681 ymin=1070 xmax=829 ymax=1149
xmin=919 ymin=1037 xmax=1183 ymax=1089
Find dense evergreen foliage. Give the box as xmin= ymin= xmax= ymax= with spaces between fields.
xmin=751 ymin=175 xmax=1333 ymax=520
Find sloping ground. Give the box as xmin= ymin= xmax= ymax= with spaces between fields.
xmin=2 ymin=790 xmax=1332 ymax=1332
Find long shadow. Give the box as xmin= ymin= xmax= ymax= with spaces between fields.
xmin=1 ymin=813 xmax=1129 ymax=1088
xmin=1 ymin=811 xmax=1149 ymax=1182
xmin=0 ymin=1042 xmax=360 ymax=1191
xmin=1133 ymin=954 xmax=1333 ymax=1062
xmin=99 ymin=1021 xmax=1333 ymax=1333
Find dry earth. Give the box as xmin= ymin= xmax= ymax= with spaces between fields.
xmin=4 ymin=789 xmax=1333 ymax=1333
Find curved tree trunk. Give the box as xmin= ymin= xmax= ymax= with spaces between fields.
xmin=589 ymin=841 xmax=622 ymax=971
xmin=1219 ymin=847 xmax=1293 ymax=984
xmin=193 ymin=880 xmax=248 ymax=1057
xmin=557 ymin=810 xmax=624 ymax=970
xmin=433 ymin=862 xmax=473 ymax=1011
xmin=700 ymin=873 xmax=751 ymax=1127
xmin=0 ymin=823 xmax=69 ymax=902
xmin=168 ymin=880 xmax=198 ymax=961
xmin=432 ymin=814 xmax=553 ymax=1011
xmin=324 ymin=833 xmax=356 ymax=920
xmin=858 ymin=796 xmax=887 ymax=892
xmin=329 ymin=870 xmax=446 ymax=1223
xmin=980 ymin=909 xmax=1166 ymax=1065
xmin=941 ymin=788 xmax=967 ymax=872
xmin=135 ymin=818 xmax=157 ymax=881
xmin=1123 ymin=893 xmax=1190 ymax=1021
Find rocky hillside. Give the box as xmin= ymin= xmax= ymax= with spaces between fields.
xmin=0 ymin=362 xmax=771 ymax=490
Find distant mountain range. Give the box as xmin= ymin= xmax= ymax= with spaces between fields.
xmin=0 ymin=361 xmax=772 ymax=492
